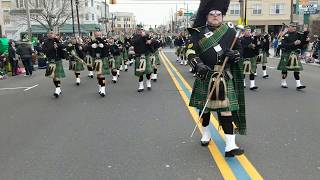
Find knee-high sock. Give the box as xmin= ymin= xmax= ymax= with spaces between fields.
xmin=219 ymin=116 xmax=234 ymax=134
xmin=53 ymin=80 xmax=60 ymax=87
xmin=139 ymin=76 xmax=143 ymax=82
xmin=294 ymin=72 xmax=300 ymax=80
xmin=146 ymin=73 xmax=151 ymax=80
xmin=200 ymin=111 xmax=210 ymax=127
xmin=282 ymin=71 xmax=288 ymax=79
xmin=249 ymin=74 xmax=255 ymax=80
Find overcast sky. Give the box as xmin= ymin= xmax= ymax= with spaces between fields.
xmin=109 ymin=0 xmax=200 ymax=26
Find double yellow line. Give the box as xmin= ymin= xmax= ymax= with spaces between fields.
xmin=159 ymin=51 xmax=263 ymax=180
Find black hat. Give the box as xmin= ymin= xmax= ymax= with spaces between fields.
xmin=289 ymin=22 xmax=298 ymax=27
xmin=193 ymin=0 xmax=230 ymax=27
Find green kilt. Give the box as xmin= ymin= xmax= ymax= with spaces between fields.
xmin=45 ymin=60 xmax=65 ymax=79
xmin=134 ymin=54 xmax=153 ymax=77
xmin=189 ymin=76 xmax=239 ymax=113
xmin=241 ymin=57 xmax=257 ymax=74
xmin=277 ymin=52 xmax=303 ymax=72
xmin=74 ymin=60 xmax=85 ymax=71
xmin=112 ymin=55 xmax=121 ymax=69
xmin=123 ymin=49 xmax=129 ymax=60
xmin=155 ymin=51 xmax=161 ymax=65
xmin=262 ymin=52 xmax=268 ymax=65
xmin=94 ymin=57 xmax=110 ymax=75
xmin=175 ymin=46 xmax=182 ymax=56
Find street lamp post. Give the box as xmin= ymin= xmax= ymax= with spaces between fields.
xmin=71 ymin=0 xmax=75 ymax=35
xmin=75 ymin=0 xmax=81 ymax=37
xmin=25 ymin=0 xmax=32 ymax=40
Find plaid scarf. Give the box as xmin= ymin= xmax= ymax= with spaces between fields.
xmin=198 ymin=24 xmax=229 ymax=54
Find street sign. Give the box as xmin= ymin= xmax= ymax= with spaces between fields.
xmin=184 ymin=12 xmax=193 ymax=16
xmin=299 ymin=3 xmax=318 ymax=14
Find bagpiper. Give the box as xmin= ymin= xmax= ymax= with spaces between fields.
xmin=109 ymin=37 xmax=122 ymax=83
xmin=66 ymin=37 xmax=85 ymax=86
xmin=131 ymin=25 xmax=153 ymax=92
xmin=187 ymin=0 xmax=246 ymax=157
xmin=150 ymin=34 xmax=162 ymax=82
xmin=43 ymin=31 xmax=66 ymax=98
xmin=240 ymin=26 xmax=259 ymax=90
xmin=277 ymin=22 xmax=306 ymax=90
xmin=89 ymin=31 xmax=110 ymax=97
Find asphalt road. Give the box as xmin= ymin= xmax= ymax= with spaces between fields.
xmin=0 ymin=58 xmax=220 ymax=180
xmin=0 ymin=49 xmax=320 ymax=180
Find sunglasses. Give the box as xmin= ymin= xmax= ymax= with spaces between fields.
xmin=209 ymin=10 xmax=222 ymax=16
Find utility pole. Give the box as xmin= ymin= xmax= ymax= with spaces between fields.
xmin=25 ymin=0 xmax=32 ymax=40
xmin=244 ymin=0 xmax=247 ymax=25
xmin=75 ymin=0 xmax=81 ymax=37
xmin=71 ymin=0 xmax=75 ymax=36
xmin=105 ymin=0 xmax=107 ymax=34
xmin=239 ymin=0 xmax=244 ymax=25
xmin=290 ymin=0 xmax=294 ymax=23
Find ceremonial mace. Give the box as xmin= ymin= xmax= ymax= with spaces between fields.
xmin=190 ymin=25 xmax=244 ymax=138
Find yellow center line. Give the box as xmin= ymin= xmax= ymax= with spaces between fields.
xmin=159 ymin=52 xmax=237 ymax=180
xmin=160 ymin=51 xmax=264 ymax=180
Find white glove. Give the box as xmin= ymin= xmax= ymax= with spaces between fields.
xmin=98 ymin=43 xmax=104 ymax=48
xmin=91 ymin=43 xmax=97 ymax=48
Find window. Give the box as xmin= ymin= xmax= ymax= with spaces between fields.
xmin=85 ymin=14 xmax=89 ymax=20
xmin=92 ymin=14 xmax=95 ymax=20
xmin=117 ymin=24 xmax=121 ymax=28
xmin=229 ymin=4 xmax=240 ymax=15
xmin=85 ymin=0 xmax=88 ymax=7
xmin=91 ymin=0 xmax=93 ymax=7
xmin=252 ymin=4 xmax=262 ymax=15
xmin=17 ymin=0 xmax=25 ymax=8
xmin=270 ymin=4 xmax=285 ymax=15
xmin=3 ymin=10 xmax=11 ymax=25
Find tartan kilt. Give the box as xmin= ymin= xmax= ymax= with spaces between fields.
xmin=189 ymin=77 xmax=239 ymax=113
xmin=241 ymin=57 xmax=257 ymax=74
xmin=123 ymin=49 xmax=129 ymax=60
xmin=114 ymin=55 xmax=121 ymax=69
xmin=277 ymin=52 xmax=303 ymax=72
xmin=74 ymin=60 xmax=85 ymax=71
xmin=45 ymin=60 xmax=65 ymax=79
xmin=155 ymin=51 xmax=161 ymax=65
xmin=134 ymin=54 xmax=153 ymax=77
xmin=262 ymin=52 xmax=268 ymax=65
xmin=94 ymin=57 xmax=110 ymax=75
xmin=175 ymin=46 xmax=182 ymax=56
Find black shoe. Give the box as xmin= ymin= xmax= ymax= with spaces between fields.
xmin=153 ymin=79 xmax=157 ymax=82
xmin=100 ymin=93 xmax=105 ymax=97
xmin=296 ymin=85 xmax=306 ymax=90
xmin=263 ymin=75 xmax=269 ymax=79
xmin=147 ymin=87 xmax=151 ymax=90
xmin=125 ymin=69 xmax=128 ymax=72
xmin=137 ymin=89 xmax=144 ymax=92
xmin=112 ymin=80 xmax=117 ymax=84
xmin=76 ymin=83 xmax=80 ymax=86
xmin=201 ymin=141 xmax=210 ymax=146
xmin=281 ymin=85 xmax=288 ymax=88
xmin=54 ymin=93 xmax=59 ymax=98
xmin=250 ymin=86 xmax=258 ymax=90
xmin=225 ymin=148 xmax=244 ymax=157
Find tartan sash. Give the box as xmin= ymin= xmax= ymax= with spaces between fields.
xmin=198 ymin=24 xmax=229 ymax=54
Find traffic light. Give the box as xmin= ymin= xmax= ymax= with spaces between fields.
xmin=110 ymin=0 xmax=116 ymax=4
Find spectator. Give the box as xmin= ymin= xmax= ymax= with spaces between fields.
xmin=313 ymin=35 xmax=320 ymax=60
xmin=16 ymin=39 xmax=33 ymax=77
xmin=8 ymin=40 xmax=18 ymax=76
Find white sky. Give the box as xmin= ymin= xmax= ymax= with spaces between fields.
xmin=109 ymin=0 xmax=200 ymax=26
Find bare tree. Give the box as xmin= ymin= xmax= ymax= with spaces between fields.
xmin=15 ymin=0 xmax=84 ymax=32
